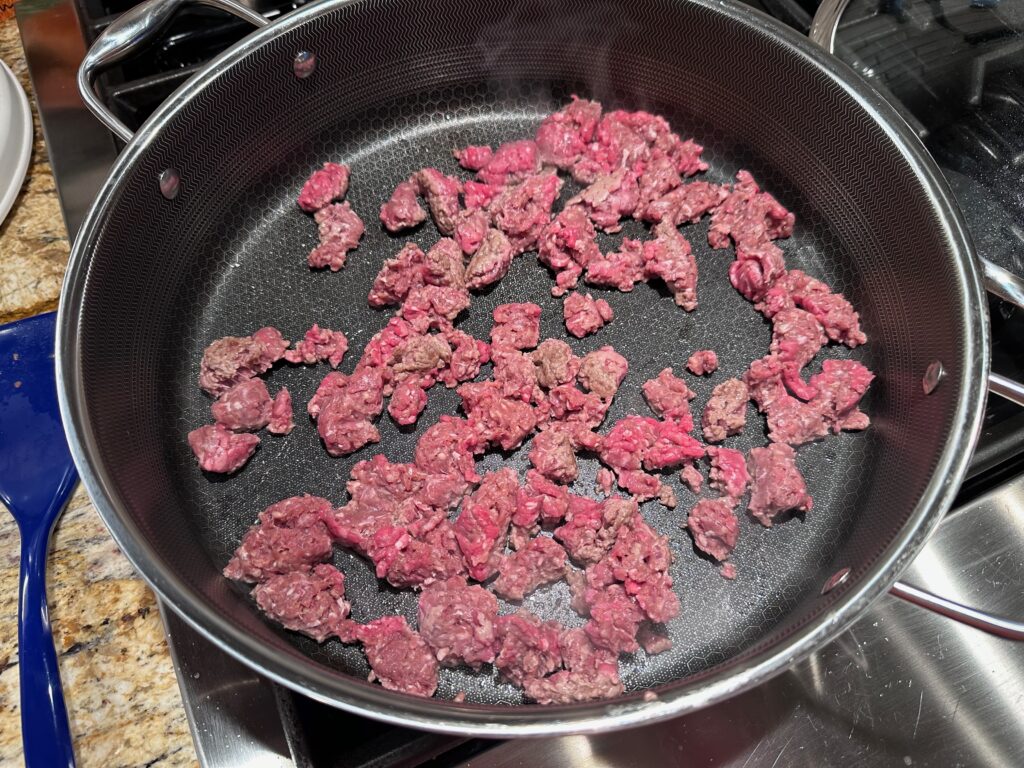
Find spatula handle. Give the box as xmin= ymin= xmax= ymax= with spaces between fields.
xmin=18 ymin=519 xmax=77 ymax=768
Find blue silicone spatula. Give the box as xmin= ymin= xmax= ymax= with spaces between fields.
xmin=0 ymin=311 xmax=78 ymax=768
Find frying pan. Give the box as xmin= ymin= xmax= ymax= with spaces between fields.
xmin=58 ymin=0 xmax=1024 ymax=736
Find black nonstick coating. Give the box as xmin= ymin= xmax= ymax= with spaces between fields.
xmin=66 ymin=0 xmax=979 ymax=721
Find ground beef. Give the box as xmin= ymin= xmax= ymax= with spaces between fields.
xmin=308 ymin=202 xmax=364 ymax=271
xmin=298 ymin=162 xmax=350 ymax=213
xmin=453 ymin=468 xmax=519 ymax=580
xmin=462 ymin=180 xmax=502 ymax=211
xmin=268 ymin=387 xmax=294 ymax=435
xmin=356 ymin=616 xmax=439 ymax=697
xmin=415 ymin=168 xmax=462 ymax=235
xmin=453 ymin=209 xmax=490 ymax=256
xmin=642 ymin=367 xmax=696 ymax=428
xmin=306 ymin=371 xmax=347 ymax=418
xmin=730 ymin=239 xmax=786 ymax=302
xmin=538 ymin=205 xmax=601 ymax=296
xmin=770 ymin=307 xmax=826 ymax=374
xmin=675 ymin=467 xmax=701 ymax=497
xmin=529 ymin=427 xmax=578 ymax=484
xmin=810 ymin=359 xmax=874 ymax=433
xmin=747 ymin=443 xmax=813 ymax=526
xmin=414 ymin=416 xmax=481 ymax=486
xmin=460 ymin=382 xmax=538 ymax=451
xmin=390 ymin=333 xmax=452 ymax=384
xmin=199 ymin=327 xmax=288 ymax=396
xmin=531 ymin=339 xmax=579 ymax=390
xmin=253 ymin=564 xmax=352 ymax=642
xmin=708 ymin=170 xmax=795 ymax=250
xmin=490 ymin=302 xmax=542 ymax=351
xmin=657 ymin=483 xmax=677 ymax=509
xmin=687 ymin=499 xmax=739 ymax=561
xmin=535 ymin=96 xmax=602 ymax=169
xmin=583 ymin=582 xmax=645 ymax=653
xmin=702 ymin=378 xmax=749 ymax=442
xmin=284 ymin=324 xmax=349 ymax=367
xmin=635 ymin=154 xmax=682 ymax=215
xmin=454 ymin=144 xmax=493 ymax=170
xmin=418 ymin=576 xmax=499 ymax=668
xmin=398 ymin=285 xmax=472 ymax=332
xmin=641 ymin=180 xmax=728 ymax=225
xmin=643 ymin=419 xmax=704 ymax=471
xmin=463 ymin=139 xmax=541 ymax=186
xmin=490 ymin=350 xmax=541 ymax=402
xmin=546 ymin=384 xmax=610 ymax=434
xmin=759 ymin=270 xmax=867 ymax=347
xmin=494 ymin=611 xmax=563 ymax=685
xmin=465 ymin=228 xmax=514 ymax=290
xmin=516 ymin=470 xmax=573 ymax=532
xmin=492 ymin=536 xmax=568 ymax=601
xmin=211 ymin=379 xmax=272 ymax=432
xmin=563 ymin=292 xmax=614 ymax=338
xmin=388 ymin=377 xmax=429 ymax=425
xmin=188 ymin=424 xmax=260 ymax=474
xmin=585 ymin=238 xmax=645 ymax=292
xmin=523 ymin=627 xmax=623 ymax=704
xmin=707 ymin=446 xmax=749 ymax=501
xmin=744 ymin=356 xmax=830 ymax=445
xmin=491 ymin=172 xmax=564 ymax=253
xmin=368 ymin=519 xmax=466 ymax=589
xmin=569 ymin=168 xmax=640 ymax=233
xmin=438 ymin=329 xmax=490 ymax=388
xmin=316 ymin=368 xmax=384 ymax=456
xmin=380 ymin=179 xmax=428 ymax=232
xmin=642 ymin=221 xmax=698 ymax=310
xmin=577 ymin=346 xmax=628 ymax=401
xmin=605 ymin=513 xmax=679 ymax=622
xmin=687 ymin=350 xmax=718 ymax=376
xmin=555 ymin=496 xmax=636 ymax=565
xmin=223 ymin=495 xmax=334 ymax=582
xmin=368 ymin=243 xmax=426 ymax=308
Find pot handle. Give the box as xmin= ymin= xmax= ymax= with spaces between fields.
xmin=77 ymin=0 xmax=269 ymax=143
xmin=811 ymin=0 xmax=1024 ymax=640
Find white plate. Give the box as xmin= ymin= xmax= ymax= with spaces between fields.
xmin=0 ymin=59 xmax=34 ymax=228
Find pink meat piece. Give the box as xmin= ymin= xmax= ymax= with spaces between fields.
xmin=223 ymin=495 xmax=334 ymax=582
xmin=459 ymin=380 xmax=538 ymax=450
xmin=491 ymin=172 xmax=564 ymax=253
xmin=438 ymin=329 xmax=490 ymax=387
xmin=730 ymin=239 xmax=787 ymax=302
xmin=642 ymin=367 xmax=696 ymax=428
xmin=529 ymin=427 xmax=578 ymax=484
xmin=555 ymin=496 xmax=636 ymax=566
xmin=600 ymin=416 xmax=657 ymax=474
xmin=418 ymin=576 xmax=499 ymax=668
xmin=388 ymin=377 xmax=429 ymax=425
xmin=523 ymin=627 xmax=623 ymax=704
xmin=680 ymin=464 xmax=703 ymax=493
xmin=583 ymin=583 xmax=645 ymax=654
xmin=492 ymin=536 xmax=568 ymax=600
xmin=708 ymin=170 xmax=795 ymax=250
xmin=641 ymin=221 xmax=698 ymax=310
xmin=453 ymin=468 xmax=519 ymax=581
xmin=389 ymin=332 xmax=452 ymax=385
xmin=531 ymin=339 xmax=579 ymax=390
xmin=747 ymin=443 xmax=813 ymax=526
xmin=770 ymin=307 xmax=826 ymax=395
xmin=316 ymin=367 xmax=384 ymax=456
xmin=369 ymin=243 xmax=426 ymax=307
xmin=380 ymin=179 xmax=428 ymax=232
xmin=707 ymin=446 xmax=750 ymax=501
xmin=452 ymin=209 xmax=490 ymax=257
xmin=569 ymin=168 xmax=640 ymax=233
xmin=199 ymin=327 xmax=288 ymax=396
xmin=491 ymin=302 xmax=542 ymax=351
xmin=414 ymin=415 xmax=481 ymax=486
xmin=642 ymin=419 xmax=704 ymax=471
xmin=284 ymin=324 xmax=349 ymax=367
xmin=415 ymin=168 xmax=463 ymax=235
xmin=298 ymin=162 xmax=350 ymax=213
xmin=658 ymin=483 xmax=677 ymax=509
xmin=421 ymin=237 xmax=466 ymax=288
xmin=810 ymin=359 xmax=874 ymax=433
xmin=538 ymin=205 xmax=601 ymax=296
xmin=368 ymin=519 xmax=466 ymax=588
xmin=465 ymin=228 xmax=514 ymax=290
xmin=516 ymin=469 xmax=573 ymax=531
xmin=758 ymin=270 xmax=867 ymax=347
xmin=357 ymin=317 xmax=416 ymax=375
xmin=535 ymin=96 xmax=602 ymax=169
xmin=702 ymin=378 xmax=749 ymax=443
xmin=619 ymin=469 xmax=662 ymax=500
xmin=563 ymin=292 xmax=614 ymax=338
xmin=490 ymin=350 xmax=540 ymax=402
xmin=462 ymin=180 xmax=502 ymax=211
xmin=268 ymin=387 xmax=294 ymax=435
xmin=188 ymin=424 xmax=259 ymax=474
xmin=744 ymin=356 xmax=829 ymax=445
xmin=576 ymin=346 xmax=628 ymax=400
xmin=473 ymin=139 xmax=540 ymax=186
xmin=687 ymin=498 xmax=739 ymax=561
xmin=637 ymin=622 xmax=672 ymax=655
xmin=635 ymin=154 xmax=682 ymax=216
xmin=585 ymin=238 xmax=645 ymax=292
xmin=308 ymin=202 xmax=364 ymax=271
xmin=211 ymin=379 xmax=272 ymax=432
xmin=687 ymin=350 xmax=718 ymax=376
xmin=494 ymin=611 xmax=563 ymax=685
xmin=453 ymin=144 xmax=493 ymax=171
xmin=606 ymin=514 xmax=678 ymax=622
xmin=547 ymin=384 xmax=610 ymax=433
xmin=307 ymin=371 xmax=348 ymax=418
xmin=356 ymin=616 xmax=439 ymax=697
xmin=641 ymin=180 xmax=728 ymax=225
xmin=253 ymin=564 xmax=351 ymax=643
xmin=398 ymin=285 xmax=472 ymax=332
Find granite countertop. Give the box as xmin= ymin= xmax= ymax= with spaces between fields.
xmin=0 ymin=16 xmax=198 ymax=768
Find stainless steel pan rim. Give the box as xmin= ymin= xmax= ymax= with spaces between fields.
xmin=56 ymin=0 xmax=990 ymax=735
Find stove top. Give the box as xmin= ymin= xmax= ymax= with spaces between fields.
xmin=15 ymin=0 xmax=1024 ymax=765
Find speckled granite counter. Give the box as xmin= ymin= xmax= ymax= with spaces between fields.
xmin=0 ymin=16 xmax=199 ymax=768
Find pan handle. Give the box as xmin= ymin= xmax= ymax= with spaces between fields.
xmin=77 ymin=0 xmax=269 ymax=143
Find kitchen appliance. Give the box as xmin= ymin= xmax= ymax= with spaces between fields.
xmin=14 ymin=0 xmax=1024 ymax=765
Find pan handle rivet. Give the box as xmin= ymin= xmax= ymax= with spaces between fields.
xmin=822 ymin=567 xmax=851 ymax=595
xmin=293 ymin=50 xmax=316 ymax=79
xmin=158 ymin=168 xmax=180 ymax=200
xmin=923 ymin=361 xmax=945 ymax=395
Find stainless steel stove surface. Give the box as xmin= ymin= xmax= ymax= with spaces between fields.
xmin=16 ymin=0 xmax=1024 ymax=765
